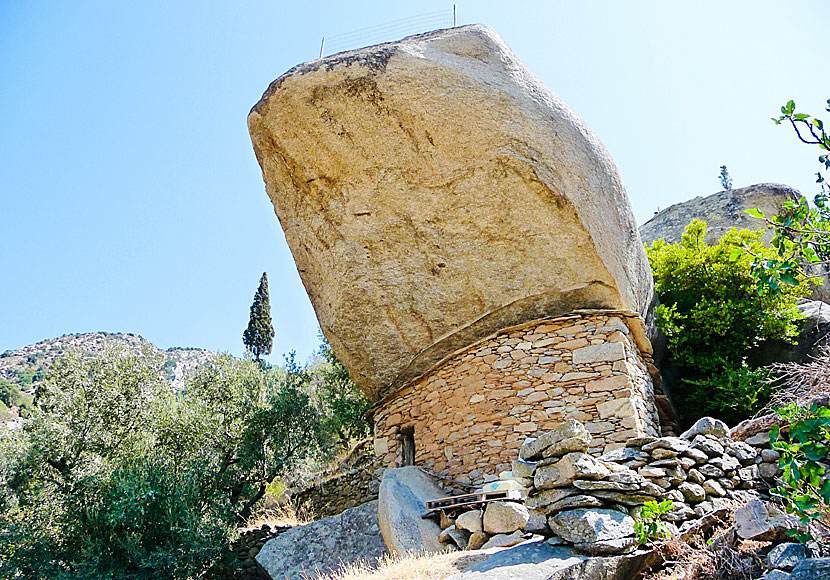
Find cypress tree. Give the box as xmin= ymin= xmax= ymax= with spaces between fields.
xmin=243 ymin=272 xmax=275 ymax=362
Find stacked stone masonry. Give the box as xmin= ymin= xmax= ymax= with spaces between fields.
xmin=372 ymin=312 xmax=661 ymax=485
xmin=294 ymin=455 xmax=383 ymax=519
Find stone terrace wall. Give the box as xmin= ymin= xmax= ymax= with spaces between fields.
xmin=294 ymin=456 xmax=383 ymax=519
xmin=372 ymin=312 xmax=661 ymax=486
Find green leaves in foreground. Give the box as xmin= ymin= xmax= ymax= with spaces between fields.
xmin=770 ymin=403 xmax=830 ymax=544
xmin=634 ymin=499 xmax=674 ymax=545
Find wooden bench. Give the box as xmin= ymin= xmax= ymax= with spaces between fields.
xmin=422 ymin=489 xmax=524 ymax=518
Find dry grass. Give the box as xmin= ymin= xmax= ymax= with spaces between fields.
xmin=243 ymin=501 xmax=315 ymax=531
xmin=764 ymin=346 xmax=830 ymax=413
xmin=310 ymin=551 xmax=490 ymax=580
xmin=645 ymin=530 xmax=768 ymax=580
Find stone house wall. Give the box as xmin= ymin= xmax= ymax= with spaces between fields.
xmin=371 ymin=311 xmax=661 ymax=486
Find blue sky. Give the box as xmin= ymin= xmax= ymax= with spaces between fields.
xmin=1 ymin=1 xmax=827 ymax=364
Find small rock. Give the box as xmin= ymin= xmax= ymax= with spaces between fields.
xmin=483 ymin=501 xmax=529 ymax=535
xmin=762 ymin=448 xmax=782 ymax=463
xmin=600 ymin=447 xmax=649 ymax=463
xmin=702 ymin=480 xmax=726 ymax=498
xmin=480 ymin=530 xmax=525 ymax=549
xmin=745 ymin=432 xmax=772 ymax=446
xmin=768 ymin=543 xmax=808 ymax=571
xmin=684 ymin=448 xmax=710 ymax=463
xmin=525 ymin=509 xmax=548 ymax=534
xmin=759 ymin=462 xmax=781 ymax=479
xmin=526 ymin=488 xmax=574 ymax=510
xmin=573 ymin=536 xmax=639 ymax=555
xmin=519 ymin=419 xmax=592 ymax=461
xmin=534 ymin=452 xmax=609 ymax=489
xmin=663 ymin=502 xmax=696 ymax=522
xmin=511 ymin=460 xmax=536 ymax=478
xmin=455 ymin=509 xmax=483 ymax=534
xmin=546 ymin=494 xmax=604 ymax=514
xmin=651 ymin=448 xmax=681 ymax=460
xmin=649 ymin=457 xmax=682 ymax=467
xmin=729 ymin=441 xmax=758 ymax=463
xmin=698 ymin=464 xmax=725 ymax=478
xmin=572 ymin=479 xmax=642 ymax=492
xmin=589 ymin=491 xmax=660 ymax=506
xmin=440 ymin=510 xmax=456 ymax=530
xmin=680 ymin=417 xmax=729 ymax=440
xmin=708 ymin=455 xmax=741 ymax=472
xmin=738 ymin=465 xmax=759 ymax=482
xmin=439 ymin=526 xmax=470 ymax=549
xmin=638 ymin=466 xmax=666 ymax=478
xmin=678 ymin=482 xmax=706 ymax=502
xmin=643 ymin=437 xmax=690 ymax=454
xmin=466 ymin=531 xmax=489 ymax=550
xmin=687 ymin=468 xmax=706 ymax=484
xmin=692 ymin=435 xmax=725 ymax=457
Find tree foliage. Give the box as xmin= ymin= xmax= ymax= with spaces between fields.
xmin=745 ymin=99 xmax=830 ymax=291
xmin=313 ymin=334 xmax=371 ymax=444
xmin=770 ymin=402 xmax=830 ymax=544
xmin=242 ymin=272 xmax=275 ymax=362
xmin=0 ymin=348 xmax=328 ymax=579
xmin=646 ymin=220 xmax=809 ymax=424
xmin=719 ymin=164 xmax=733 ymax=191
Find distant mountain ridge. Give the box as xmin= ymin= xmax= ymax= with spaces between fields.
xmin=0 ymin=332 xmax=218 ymax=427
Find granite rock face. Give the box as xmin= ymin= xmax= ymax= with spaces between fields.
xmin=377 ymin=466 xmax=445 ymax=554
xmin=639 ymin=183 xmax=798 ymax=247
xmin=249 ymin=24 xmax=653 ymax=401
xmin=255 ymin=500 xmax=387 ymax=580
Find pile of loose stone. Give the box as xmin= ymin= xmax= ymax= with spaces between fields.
xmin=437 ymin=499 xmax=532 ymax=551
xmin=511 ymin=417 xmax=777 ymax=554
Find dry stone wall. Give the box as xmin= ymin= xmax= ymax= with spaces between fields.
xmin=521 ymin=417 xmax=777 ymax=550
xmin=293 ymin=457 xmax=383 ymax=519
xmin=372 ymin=312 xmax=660 ymax=485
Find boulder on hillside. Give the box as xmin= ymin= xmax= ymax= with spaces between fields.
xmin=377 ymin=466 xmax=445 ymax=554
xmin=639 ymin=183 xmax=798 ymax=247
xmin=749 ymin=300 xmax=830 ymax=367
xmin=248 ymin=24 xmax=654 ymax=401
xmin=255 ymin=500 xmax=387 ymax=580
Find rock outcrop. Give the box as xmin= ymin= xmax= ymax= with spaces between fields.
xmin=377 ymin=466 xmax=445 ymax=554
xmin=255 ymin=500 xmax=387 ymax=580
xmin=639 ymin=183 xmax=799 ymax=246
xmin=249 ymin=24 xmax=653 ymax=401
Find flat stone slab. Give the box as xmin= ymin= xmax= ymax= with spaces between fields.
xmin=446 ymin=539 xmax=655 ymax=580
xmin=249 ymin=24 xmax=653 ymax=400
xmin=255 ymin=500 xmax=387 ymax=580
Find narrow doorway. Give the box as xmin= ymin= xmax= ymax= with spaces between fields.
xmin=398 ymin=426 xmax=415 ymax=466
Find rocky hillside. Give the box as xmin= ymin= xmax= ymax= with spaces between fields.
xmin=0 ymin=332 xmax=217 ymax=426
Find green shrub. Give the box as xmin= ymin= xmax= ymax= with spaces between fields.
xmin=646 ymin=220 xmax=809 ymax=424
xmin=634 ymin=499 xmax=674 ymax=544
xmin=684 ymin=365 xmax=772 ymax=427
xmin=0 ymin=348 xmax=329 ymax=579
xmin=314 ymin=334 xmax=371 ymax=444
xmin=770 ymin=402 xmax=830 ymax=545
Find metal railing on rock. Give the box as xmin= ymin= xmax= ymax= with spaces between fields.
xmin=320 ymin=6 xmax=458 ymax=58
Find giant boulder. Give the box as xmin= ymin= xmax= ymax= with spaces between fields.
xmin=249 ymin=25 xmax=653 ymax=401
xmin=255 ymin=500 xmax=387 ymax=580
xmin=639 ymin=183 xmax=798 ymax=247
